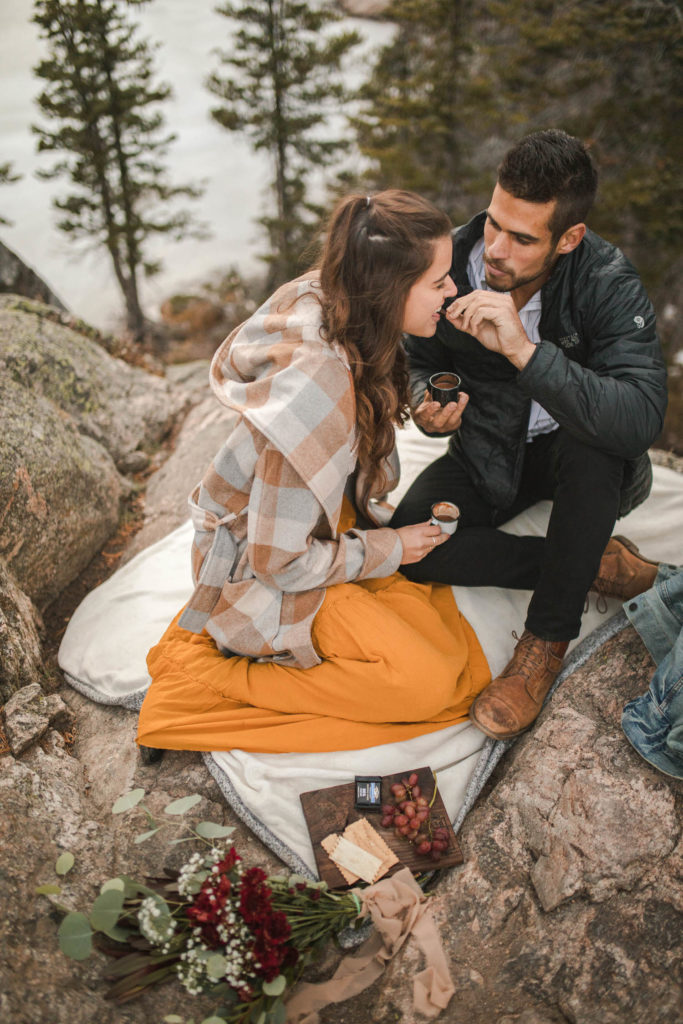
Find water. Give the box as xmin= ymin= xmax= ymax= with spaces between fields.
xmin=0 ymin=0 xmax=393 ymax=331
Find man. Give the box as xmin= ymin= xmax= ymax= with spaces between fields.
xmin=391 ymin=129 xmax=668 ymax=740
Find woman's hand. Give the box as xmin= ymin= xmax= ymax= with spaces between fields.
xmin=395 ymin=521 xmax=450 ymax=565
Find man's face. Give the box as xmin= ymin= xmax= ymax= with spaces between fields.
xmin=482 ymin=184 xmax=560 ymax=295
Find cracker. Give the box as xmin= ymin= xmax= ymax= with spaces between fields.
xmin=327 ymin=835 xmax=383 ymax=884
xmin=321 ymin=818 xmax=399 ymax=885
xmin=321 ymin=832 xmax=359 ymax=885
xmin=344 ymin=818 xmax=398 ymax=877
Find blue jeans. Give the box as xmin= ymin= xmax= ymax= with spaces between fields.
xmin=621 ymin=565 xmax=683 ymax=780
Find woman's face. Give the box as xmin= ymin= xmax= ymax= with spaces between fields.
xmin=402 ymin=236 xmax=457 ymax=337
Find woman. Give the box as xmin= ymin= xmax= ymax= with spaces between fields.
xmin=137 ymin=190 xmax=490 ymax=754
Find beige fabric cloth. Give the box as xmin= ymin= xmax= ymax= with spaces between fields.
xmin=285 ymin=867 xmax=454 ymax=1022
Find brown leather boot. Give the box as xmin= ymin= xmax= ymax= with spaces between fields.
xmin=591 ymin=535 xmax=659 ymax=602
xmin=469 ymin=630 xmax=569 ymax=740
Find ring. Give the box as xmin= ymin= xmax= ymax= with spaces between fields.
xmin=431 ymin=536 xmax=436 ymax=546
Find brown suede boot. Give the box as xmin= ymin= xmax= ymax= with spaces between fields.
xmin=591 ymin=535 xmax=659 ymax=602
xmin=469 ymin=630 xmax=569 ymax=740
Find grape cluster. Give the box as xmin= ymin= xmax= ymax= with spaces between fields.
xmin=379 ymin=772 xmax=450 ymax=862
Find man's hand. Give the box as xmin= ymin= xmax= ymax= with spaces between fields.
xmin=445 ymin=290 xmax=536 ymax=370
xmin=413 ymin=390 xmax=469 ymax=434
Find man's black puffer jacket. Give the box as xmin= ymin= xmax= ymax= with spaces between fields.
xmin=405 ymin=211 xmax=668 ymax=516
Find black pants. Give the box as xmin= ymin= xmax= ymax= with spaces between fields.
xmin=390 ymin=429 xmax=625 ymax=641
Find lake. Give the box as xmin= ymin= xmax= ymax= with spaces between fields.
xmin=0 ymin=0 xmax=393 ymax=331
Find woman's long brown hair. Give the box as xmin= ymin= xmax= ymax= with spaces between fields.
xmin=317 ymin=190 xmax=452 ymax=511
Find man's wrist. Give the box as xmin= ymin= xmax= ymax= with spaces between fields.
xmin=508 ymin=336 xmax=536 ymax=371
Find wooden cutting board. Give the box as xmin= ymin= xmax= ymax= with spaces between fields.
xmin=300 ymin=765 xmax=463 ymax=888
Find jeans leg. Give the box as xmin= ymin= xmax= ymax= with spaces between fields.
xmin=390 ymin=449 xmax=546 ymax=588
xmin=524 ymin=431 xmax=625 ymax=640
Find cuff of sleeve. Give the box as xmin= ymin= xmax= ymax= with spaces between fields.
xmin=352 ymin=527 xmax=404 ymax=580
xmin=516 ymin=339 xmax=555 ymax=392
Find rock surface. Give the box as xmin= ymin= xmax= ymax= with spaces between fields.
xmin=0 ymin=333 xmax=681 ymax=1022
xmin=0 ymin=294 xmax=186 ymax=615
xmin=0 ymin=240 xmax=66 ymax=310
xmin=313 ymin=628 xmax=682 ymax=1023
xmin=0 ymin=561 xmax=45 ymax=700
xmin=2 ymin=681 xmax=73 ymax=757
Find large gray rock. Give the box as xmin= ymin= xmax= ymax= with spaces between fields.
xmin=0 ymin=561 xmax=45 ymax=702
xmin=0 ymin=295 xmax=182 ymax=470
xmin=0 ymin=240 xmax=66 ymax=309
xmin=0 ymin=295 xmax=186 ymax=606
xmin=318 ymin=626 xmax=682 ymax=1023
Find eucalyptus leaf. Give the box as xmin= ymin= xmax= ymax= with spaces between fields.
xmin=162 ymin=1016 xmax=184 ymax=1023
xmin=205 ymin=953 xmax=228 ymax=982
xmin=119 ymin=876 xmax=161 ymax=899
xmin=35 ymin=883 xmax=62 ymax=896
xmin=58 ymin=912 xmax=93 ymax=960
xmin=100 ymin=877 xmax=125 ymax=894
xmin=163 ymin=793 xmax=202 ymax=815
xmin=90 ymin=888 xmax=125 ymax=935
xmin=262 ymin=975 xmax=286 ymax=997
xmin=272 ymin=1001 xmax=287 ymax=1024
xmin=112 ymin=788 xmax=145 ymax=814
xmin=199 ymin=1016 xmax=228 ymax=1024
xmin=55 ymin=851 xmax=74 ymax=875
xmin=104 ymin=924 xmax=133 ymax=942
xmin=194 ymin=821 xmax=235 ymax=839
xmin=134 ymin=827 xmax=162 ymax=844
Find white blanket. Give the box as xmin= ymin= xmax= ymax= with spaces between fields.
xmin=59 ymin=422 xmax=683 ymax=875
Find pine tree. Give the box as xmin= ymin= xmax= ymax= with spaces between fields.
xmin=352 ymin=0 xmax=485 ymax=223
xmin=32 ymin=0 xmax=204 ymax=340
xmin=0 ymin=162 xmax=21 ymax=226
xmin=207 ymin=0 xmax=360 ymax=288
xmin=355 ymin=0 xmax=681 ymax=285
xmin=480 ymin=0 xmax=683 ymax=290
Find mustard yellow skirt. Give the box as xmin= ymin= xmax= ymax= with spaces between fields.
xmin=137 ymin=573 xmax=490 ymax=754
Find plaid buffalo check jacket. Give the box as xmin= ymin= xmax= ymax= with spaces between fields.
xmin=178 ymin=273 xmax=404 ymax=668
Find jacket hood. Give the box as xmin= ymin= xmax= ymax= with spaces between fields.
xmin=208 ymin=272 xmax=358 ymax=529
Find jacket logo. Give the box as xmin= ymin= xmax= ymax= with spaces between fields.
xmin=558 ymin=333 xmax=580 ymax=349
xmin=634 ymin=316 xmax=645 ymax=328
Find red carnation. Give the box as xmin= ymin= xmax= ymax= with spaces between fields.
xmin=239 ymin=868 xmax=273 ymax=926
xmin=261 ymin=910 xmax=291 ymax=946
xmin=216 ymin=847 xmax=240 ymax=874
xmin=252 ymin=939 xmax=285 ymax=982
xmin=187 ymin=867 xmax=238 ymax=948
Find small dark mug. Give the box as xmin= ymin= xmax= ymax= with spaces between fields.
xmin=428 ymin=372 xmax=461 ymax=407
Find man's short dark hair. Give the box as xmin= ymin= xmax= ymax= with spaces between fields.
xmin=497 ymin=129 xmax=598 ymax=241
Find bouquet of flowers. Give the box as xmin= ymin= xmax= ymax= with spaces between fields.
xmin=44 ymin=789 xmax=454 ymax=1023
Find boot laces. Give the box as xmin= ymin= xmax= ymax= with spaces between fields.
xmin=586 ymin=590 xmax=609 ymax=615
xmin=510 ymin=630 xmax=549 ymax=676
